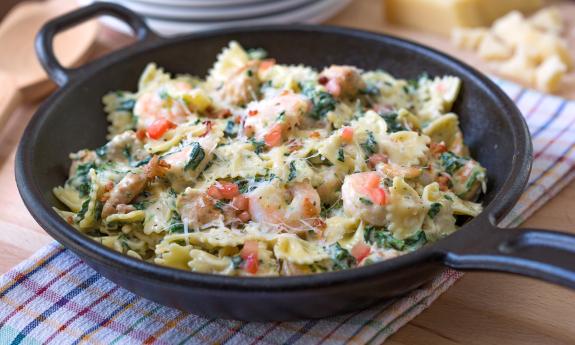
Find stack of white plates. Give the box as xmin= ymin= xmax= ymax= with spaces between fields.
xmin=79 ymin=0 xmax=351 ymax=36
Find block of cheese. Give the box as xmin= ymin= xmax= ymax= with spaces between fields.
xmin=384 ymin=0 xmax=543 ymax=35
xmin=477 ymin=34 xmax=513 ymax=61
xmin=535 ymin=55 xmax=568 ymax=93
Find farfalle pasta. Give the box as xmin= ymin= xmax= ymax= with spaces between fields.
xmin=53 ymin=41 xmax=486 ymax=276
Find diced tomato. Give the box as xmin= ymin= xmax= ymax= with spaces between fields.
xmin=238 ymin=211 xmax=251 ymax=223
xmin=369 ymin=187 xmax=388 ymax=206
xmin=147 ymin=119 xmax=176 ymax=139
xmin=232 ymin=195 xmax=250 ymax=211
xmin=219 ymin=181 xmax=239 ymax=199
xmin=241 ymin=240 xmax=259 ymax=260
xmin=207 ymin=185 xmax=223 ymax=200
xmin=341 ymin=127 xmax=354 ymax=143
xmin=368 ymin=153 xmax=388 ymax=168
xmin=365 ymin=173 xmax=381 ymax=189
xmin=244 ymin=254 xmax=258 ymax=274
xmin=136 ymin=128 xmax=147 ymax=141
xmin=264 ymin=124 xmax=283 ymax=147
xmin=259 ymin=59 xmax=276 ymax=72
xmin=318 ymin=76 xmax=328 ymax=85
xmin=351 ymin=242 xmax=371 ymax=262
xmin=208 ymin=181 xmax=240 ymax=200
xmin=430 ymin=142 xmax=447 ymax=155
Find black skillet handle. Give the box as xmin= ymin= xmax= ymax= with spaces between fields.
xmin=35 ymin=2 xmax=159 ymax=87
xmin=443 ymin=224 xmax=575 ymax=289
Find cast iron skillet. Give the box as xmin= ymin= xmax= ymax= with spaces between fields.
xmin=15 ymin=3 xmax=575 ymax=321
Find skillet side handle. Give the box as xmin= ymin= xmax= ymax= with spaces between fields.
xmin=444 ymin=227 xmax=575 ymax=289
xmin=35 ymin=2 xmax=159 ymax=87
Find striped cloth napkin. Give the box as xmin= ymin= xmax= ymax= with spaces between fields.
xmin=1 ymin=78 xmax=573 ymax=345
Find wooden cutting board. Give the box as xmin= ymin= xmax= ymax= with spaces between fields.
xmin=0 ymin=0 xmax=573 ymax=344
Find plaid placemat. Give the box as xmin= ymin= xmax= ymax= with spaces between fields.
xmin=1 ymin=79 xmax=574 ymax=345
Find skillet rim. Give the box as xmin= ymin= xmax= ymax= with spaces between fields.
xmin=16 ymin=24 xmax=532 ymax=292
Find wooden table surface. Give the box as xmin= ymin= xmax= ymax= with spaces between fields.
xmin=0 ymin=0 xmax=574 ymax=344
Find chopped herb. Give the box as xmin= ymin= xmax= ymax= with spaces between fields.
xmin=132 ymin=156 xmax=151 ymax=168
xmin=117 ymin=233 xmax=130 ymax=252
xmin=428 ymin=202 xmax=442 ymax=219
xmin=383 ymin=178 xmax=393 ymax=187
xmin=75 ymin=199 xmax=90 ymax=221
xmin=231 ymin=255 xmax=244 ymax=269
xmin=288 ymin=161 xmax=297 ymax=182
xmin=402 ymin=85 xmax=410 ymax=94
xmin=246 ymin=69 xmax=253 ymax=77
xmin=464 ymin=169 xmax=481 ymax=190
xmin=359 ymin=197 xmax=373 ymax=205
xmin=440 ymin=151 xmax=468 ymax=175
xmin=303 ymin=84 xmax=336 ymax=120
xmin=250 ymin=138 xmax=266 ymax=154
xmin=95 ymin=145 xmax=107 ymax=158
xmin=167 ymin=212 xmax=184 ymax=234
xmin=277 ymin=110 xmax=286 ymax=122
xmin=132 ymin=201 xmax=148 ymax=210
xmin=379 ymin=112 xmax=406 ymax=133
xmin=337 ymin=147 xmax=345 ymax=162
xmin=444 ymin=194 xmax=453 ymax=201
xmin=214 ymin=200 xmax=226 ymax=210
xmin=117 ymin=99 xmax=135 ymax=112
xmin=73 ymin=162 xmax=96 ymax=197
xmin=158 ymin=89 xmax=169 ymax=100
xmin=360 ymin=84 xmax=380 ymax=96
xmin=364 ymin=226 xmax=405 ymax=250
xmin=360 ymin=131 xmax=378 ymax=156
xmin=122 ymin=146 xmax=131 ymax=160
xmin=223 ymin=120 xmax=236 ymax=137
xmin=403 ymin=231 xmax=427 ymax=251
xmin=328 ymin=243 xmax=356 ymax=270
xmin=184 ymin=142 xmax=205 ymax=171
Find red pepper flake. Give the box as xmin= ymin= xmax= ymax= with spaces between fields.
xmin=318 ymin=76 xmax=328 ymax=85
xmin=248 ymin=109 xmax=258 ymax=116
xmin=66 ymin=216 xmax=74 ymax=224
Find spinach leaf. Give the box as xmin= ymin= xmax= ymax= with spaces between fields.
xmin=184 ymin=142 xmax=205 ymax=171
xmin=303 ymin=85 xmax=336 ymax=120
xmin=380 ymin=112 xmax=406 ymax=133
xmin=428 ymin=203 xmax=442 ymax=219
xmin=328 ymin=243 xmax=356 ymax=270
xmin=223 ymin=120 xmax=237 ymax=138
xmin=337 ymin=147 xmax=345 ymax=162
xmin=440 ymin=151 xmax=468 ymax=175
xmin=360 ymin=131 xmax=378 ymax=156
xmin=287 ymin=161 xmax=297 ymax=182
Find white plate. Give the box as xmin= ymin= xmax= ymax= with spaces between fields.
xmin=130 ymin=0 xmax=272 ymax=7
xmin=80 ymin=0 xmax=350 ymax=36
xmin=113 ymin=0 xmax=314 ymax=21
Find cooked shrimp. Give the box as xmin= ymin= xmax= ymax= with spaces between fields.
xmin=319 ymin=65 xmax=366 ymax=98
xmin=101 ymin=156 xmax=169 ymax=218
xmin=243 ymin=91 xmax=310 ymax=147
xmin=341 ymin=172 xmax=389 ymax=226
xmin=218 ymin=61 xmax=260 ymax=106
xmin=134 ymin=82 xmax=194 ymax=128
xmin=248 ymin=180 xmax=321 ymax=233
xmin=177 ymin=188 xmax=223 ymax=230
